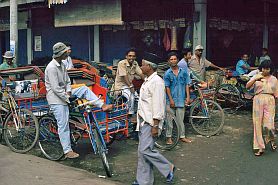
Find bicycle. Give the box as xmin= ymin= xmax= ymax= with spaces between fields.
xmin=153 ymin=110 xmax=181 ymax=150
xmin=109 ymin=84 xmax=181 ymax=150
xmin=186 ymin=80 xmax=225 ymax=136
xmin=38 ymin=98 xmax=114 ymax=177
xmin=0 ymin=81 xmax=39 ymax=153
xmin=214 ymin=70 xmax=254 ymax=113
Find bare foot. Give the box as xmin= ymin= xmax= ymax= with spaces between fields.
xmin=180 ymin=137 xmax=192 ymax=143
xmin=101 ymin=104 xmax=113 ymax=112
xmin=166 ymin=138 xmax=173 ymax=145
xmin=65 ymin=151 xmax=79 ymax=159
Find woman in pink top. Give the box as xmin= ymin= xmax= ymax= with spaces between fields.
xmin=246 ymin=60 xmax=278 ymax=156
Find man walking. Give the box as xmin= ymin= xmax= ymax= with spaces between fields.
xmin=133 ymin=54 xmax=175 ymax=185
xmin=45 ymin=42 xmax=79 ymax=159
xmin=164 ymin=52 xmax=192 ymax=144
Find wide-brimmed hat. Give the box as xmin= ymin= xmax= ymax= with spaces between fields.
xmin=195 ymin=45 xmax=204 ymax=50
xmin=3 ymin=51 xmax=14 ymax=59
xmin=52 ymin=42 xmax=70 ymax=58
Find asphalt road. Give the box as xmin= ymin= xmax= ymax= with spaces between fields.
xmin=2 ymin=111 xmax=278 ymax=185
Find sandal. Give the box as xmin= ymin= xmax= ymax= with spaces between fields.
xmin=265 ymin=137 xmax=277 ymax=151
xmin=270 ymin=140 xmax=277 ymax=151
xmin=254 ymin=149 xmax=264 ymax=156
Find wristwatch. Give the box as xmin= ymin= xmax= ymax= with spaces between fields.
xmin=153 ymin=125 xmax=159 ymax=128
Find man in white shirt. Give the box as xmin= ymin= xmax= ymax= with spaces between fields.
xmin=62 ymin=42 xmax=74 ymax=70
xmin=60 ymin=42 xmax=112 ymax=111
xmin=133 ymin=54 xmax=175 ymax=185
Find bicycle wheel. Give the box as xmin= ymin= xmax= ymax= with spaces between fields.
xmin=215 ymin=84 xmax=242 ymax=113
xmin=189 ymin=99 xmax=225 ymax=136
xmin=38 ymin=115 xmax=64 ymax=161
xmin=154 ymin=110 xmax=180 ymax=150
xmin=3 ymin=108 xmax=39 ymax=153
xmin=93 ymin=128 xmax=112 ymax=177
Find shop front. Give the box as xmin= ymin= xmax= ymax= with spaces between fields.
xmin=100 ymin=0 xmax=194 ymax=64
xmin=207 ymin=0 xmax=278 ymax=67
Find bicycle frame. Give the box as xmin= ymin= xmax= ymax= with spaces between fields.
xmin=83 ymin=107 xmax=108 ymax=155
xmin=0 ymin=88 xmax=22 ymax=131
xmin=190 ymin=83 xmax=211 ymax=118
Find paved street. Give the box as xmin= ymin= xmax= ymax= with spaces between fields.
xmin=0 ymin=144 xmax=119 ymax=185
xmin=2 ymin=111 xmax=278 ymax=185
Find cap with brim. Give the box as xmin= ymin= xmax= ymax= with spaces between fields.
xmin=142 ymin=52 xmax=162 ymax=65
xmin=3 ymin=51 xmax=14 ymax=59
xmin=195 ymin=45 xmax=204 ymax=50
xmin=52 ymin=42 xmax=70 ymax=58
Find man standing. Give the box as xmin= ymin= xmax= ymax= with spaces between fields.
xmin=164 ymin=52 xmax=192 ymax=144
xmin=45 ymin=42 xmax=79 ymax=159
xmin=236 ymin=54 xmax=257 ymax=75
xmin=0 ymin=51 xmax=17 ymax=70
xmin=178 ymin=48 xmax=192 ymax=72
xmin=133 ymin=54 xmax=175 ymax=185
xmin=62 ymin=42 xmax=74 ymax=70
xmin=259 ymin=48 xmax=271 ymax=64
xmin=114 ymin=48 xmax=144 ymax=116
xmin=188 ymin=45 xmax=225 ymax=81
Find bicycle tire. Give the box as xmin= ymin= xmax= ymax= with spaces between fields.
xmin=214 ymin=84 xmax=242 ymax=113
xmin=154 ymin=110 xmax=180 ymax=150
xmin=93 ymin=128 xmax=112 ymax=177
xmin=189 ymin=99 xmax=225 ymax=136
xmin=3 ymin=108 xmax=39 ymax=153
xmin=38 ymin=115 xmax=64 ymax=161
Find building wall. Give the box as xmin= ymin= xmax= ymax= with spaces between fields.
xmin=32 ymin=26 xmax=90 ymax=62
xmin=1 ymin=29 xmax=27 ymax=66
xmin=100 ymin=29 xmax=131 ymax=64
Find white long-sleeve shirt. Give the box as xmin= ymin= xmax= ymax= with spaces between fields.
xmin=136 ymin=72 xmax=166 ymax=131
xmin=45 ymin=59 xmax=71 ymax=105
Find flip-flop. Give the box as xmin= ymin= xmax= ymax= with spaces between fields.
xmin=254 ymin=150 xmax=264 ymax=156
xmin=270 ymin=141 xmax=277 ymax=151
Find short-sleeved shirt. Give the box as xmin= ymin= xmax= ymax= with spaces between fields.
xmin=236 ymin=60 xmax=250 ymax=75
xmin=0 ymin=62 xmax=17 ymax=70
xmin=188 ymin=55 xmax=211 ymax=81
xmin=62 ymin=56 xmax=74 ymax=70
xmin=114 ymin=59 xmax=142 ymax=90
xmin=164 ymin=67 xmax=190 ymax=107
xmin=178 ymin=58 xmax=189 ymax=72
xmin=259 ymin=55 xmax=271 ymax=64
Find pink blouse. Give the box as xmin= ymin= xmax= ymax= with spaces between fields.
xmin=249 ymin=75 xmax=278 ymax=97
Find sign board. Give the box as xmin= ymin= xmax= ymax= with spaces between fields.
xmin=34 ymin=36 xmax=42 ymax=51
xmin=54 ymin=0 xmax=122 ymax=27
xmin=10 ymin=40 xmax=15 ymax=54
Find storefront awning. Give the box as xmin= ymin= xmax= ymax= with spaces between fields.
xmin=54 ymin=0 xmax=122 ymax=27
xmin=48 ymin=0 xmax=68 ymax=8
xmin=0 ymin=0 xmax=45 ymax=8
xmin=122 ymin=0 xmax=194 ymax=22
